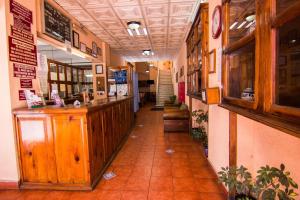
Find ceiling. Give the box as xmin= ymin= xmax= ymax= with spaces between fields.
xmin=54 ymin=0 xmax=202 ymax=62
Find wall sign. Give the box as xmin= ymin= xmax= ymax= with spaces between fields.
xmin=10 ymin=0 xmax=33 ymax=24
xmin=212 ymin=5 xmax=222 ymax=39
xmin=44 ymin=0 xmax=71 ymax=42
xmin=96 ymin=64 xmax=103 ymax=74
xmin=19 ymin=90 xmax=35 ymax=100
xmin=20 ymin=79 xmax=33 ymax=88
xmin=13 ymin=63 xmax=36 ymax=79
xmin=9 ymin=36 xmax=37 ymax=66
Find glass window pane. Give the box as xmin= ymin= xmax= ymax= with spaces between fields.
xmin=59 ymin=84 xmax=66 ymax=98
xmin=78 ymin=70 xmax=83 ymax=82
xmin=84 ymin=70 xmax=93 ymax=82
xmin=73 ymin=69 xmax=78 ymax=82
xmin=66 ymin=67 xmax=72 ymax=81
xmin=275 ymin=16 xmax=300 ymax=108
xmin=229 ymin=0 xmax=256 ymax=44
xmin=228 ymin=41 xmax=255 ymax=101
xmin=277 ymin=0 xmax=298 ymax=13
xmin=58 ymin=65 xmax=65 ymax=81
xmin=50 ymin=63 xmax=57 ymax=81
xmin=67 ymin=85 xmax=72 ymax=96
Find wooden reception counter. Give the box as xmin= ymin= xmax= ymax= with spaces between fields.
xmin=13 ymin=96 xmax=134 ymax=190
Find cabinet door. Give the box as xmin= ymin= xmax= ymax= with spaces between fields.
xmin=16 ymin=116 xmax=57 ymax=183
xmin=88 ymin=112 xmax=105 ymax=180
xmin=52 ymin=115 xmax=89 ymax=184
xmin=103 ymin=107 xmax=114 ymax=161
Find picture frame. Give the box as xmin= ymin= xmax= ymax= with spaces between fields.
xmin=176 ymin=72 xmax=178 ymax=83
xmin=96 ymin=64 xmax=103 ymax=74
xmin=97 ymin=47 xmax=102 ymax=56
xmin=180 ymin=67 xmax=184 ymax=77
xmin=80 ymin=42 xmax=86 ymax=53
xmin=209 ymin=49 xmax=216 ymax=73
xmin=92 ymin=42 xmax=97 ymax=57
xmin=72 ymin=31 xmax=80 ymax=49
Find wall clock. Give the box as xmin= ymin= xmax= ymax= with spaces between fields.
xmin=212 ymin=5 xmax=222 ymax=39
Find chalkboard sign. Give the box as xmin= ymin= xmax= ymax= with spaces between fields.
xmin=44 ymin=1 xmax=71 ymax=42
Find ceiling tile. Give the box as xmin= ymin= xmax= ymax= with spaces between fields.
xmin=114 ymin=6 xmax=142 ymax=19
xmin=67 ymin=9 xmax=94 ymax=21
xmin=170 ymin=2 xmax=196 ymax=16
xmin=142 ymin=4 xmax=168 ymax=18
xmin=148 ymin=27 xmax=167 ymax=35
xmin=88 ymin=7 xmax=117 ymax=20
xmin=81 ymin=21 xmax=103 ymax=31
xmin=169 ymin=16 xmax=190 ymax=26
xmin=54 ymin=0 xmax=81 ymax=9
xmin=169 ymin=26 xmax=187 ymax=34
xmin=77 ymin=0 xmax=109 ymax=9
xmin=99 ymin=20 xmax=124 ymax=29
xmin=146 ymin=17 xmax=168 ymax=27
xmin=140 ymin=0 xmax=168 ymax=5
xmin=109 ymin=0 xmax=139 ymax=6
xmin=108 ymin=29 xmax=130 ymax=37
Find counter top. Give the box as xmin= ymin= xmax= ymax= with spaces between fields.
xmin=13 ymin=96 xmax=133 ymax=115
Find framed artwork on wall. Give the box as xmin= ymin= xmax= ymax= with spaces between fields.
xmin=176 ymin=72 xmax=178 ymax=83
xmin=180 ymin=67 xmax=184 ymax=77
xmin=96 ymin=64 xmax=103 ymax=74
xmin=72 ymin=31 xmax=80 ymax=49
xmin=80 ymin=42 xmax=86 ymax=53
xmin=92 ymin=42 xmax=97 ymax=57
xmin=209 ymin=49 xmax=216 ymax=73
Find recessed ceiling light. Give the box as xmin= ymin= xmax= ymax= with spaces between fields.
xmin=135 ymin=28 xmax=141 ymax=36
xmin=143 ymin=28 xmax=148 ymax=35
xmin=149 ymin=63 xmax=154 ymax=67
xmin=230 ymin=21 xmax=238 ymax=30
xmin=145 ymin=70 xmax=149 ymax=73
xmin=127 ymin=29 xmax=133 ymax=36
xmin=246 ymin=14 xmax=255 ymax=22
xmin=237 ymin=21 xmax=247 ymax=29
xmin=127 ymin=21 xmax=141 ymax=30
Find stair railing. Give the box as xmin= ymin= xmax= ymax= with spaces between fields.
xmin=156 ymin=68 xmax=160 ymax=105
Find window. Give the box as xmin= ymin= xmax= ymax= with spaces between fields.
xmin=223 ymin=0 xmax=257 ymax=108
xmin=186 ymin=3 xmax=208 ymax=97
xmin=270 ymin=0 xmax=300 ymax=118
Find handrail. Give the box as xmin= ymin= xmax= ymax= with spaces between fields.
xmin=156 ymin=68 xmax=160 ymax=105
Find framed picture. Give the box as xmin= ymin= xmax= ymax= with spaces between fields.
xmin=80 ymin=42 xmax=86 ymax=53
xmin=180 ymin=67 xmax=184 ymax=77
xmin=96 ymin=64 xmax=103 ymax=74
xmin=209 ymin=49 xmax=216 ymax=73
xmin=72 ymin=31 xmax=80 ymax=49
xmin=92 ymin=42 xmax=97 ymax=57
xmin=176 ymin=72 xmax=178 ymax=83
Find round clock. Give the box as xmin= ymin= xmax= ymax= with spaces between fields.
xmin=212 ymin=5 xmax=222 ymax=39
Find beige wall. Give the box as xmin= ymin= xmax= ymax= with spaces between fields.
xmin=110 ymin=50 xmax=125 ymax=67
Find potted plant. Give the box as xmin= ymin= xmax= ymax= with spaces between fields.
xmin=218 ymin=164 xmax=298 ymax=200
xmin=191 ymin=109 xmax=208 ymax=156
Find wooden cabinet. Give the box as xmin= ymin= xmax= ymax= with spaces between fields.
xmin=14 ymin=97 xmax=134 ymax=190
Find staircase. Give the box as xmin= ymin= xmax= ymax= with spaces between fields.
xmin=156 ymin=69 xmax=174 ymax=106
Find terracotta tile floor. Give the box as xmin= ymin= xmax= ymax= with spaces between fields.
xmin=0 ymin=106 xmax=226 ymax=200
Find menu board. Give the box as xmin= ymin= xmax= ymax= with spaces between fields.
xmin=44 ymin=1 xmax=71 ymax=42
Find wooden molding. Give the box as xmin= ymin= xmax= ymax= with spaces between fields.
xmin=229 ymin=111 xmax=237 ymax=167
xmin=0 ymin=181 xmax=20 ymax=189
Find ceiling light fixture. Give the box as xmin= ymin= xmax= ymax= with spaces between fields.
xmin=135 ymin=28 xmax=141 ymax=36
xmin=143 ymin=28 xmax=148 ymax=35
xmin=237 ymin=21 xmax=247 ymax=29
xmin=245 ymin=20 xmax=255 ymax=28
xmin=145 ymin=70 xmax=149 ymax=73
xmin=127 ymin=21 xmax=141 ymax=30
xmin=127 ymin=29 xmax=133 ymax=36
xmin=246 ymin=14 xmax=255 ymax=22
xmin=230 ymin=21 xmax=238 ymax=30
xmin=142 ymin=49 xmax=152 ymax=56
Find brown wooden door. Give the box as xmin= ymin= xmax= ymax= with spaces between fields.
xmin=16 ymin=116 xmax=57 ymax=184
xmin=52 ymin=115 xmax=89 ymax=184
xmin=88 ymin=112 xmax=105 ymax=180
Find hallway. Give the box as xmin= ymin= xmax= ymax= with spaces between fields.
xmin=0 ymin=106 xmax=225 ymax=200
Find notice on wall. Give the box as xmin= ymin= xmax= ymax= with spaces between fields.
xmin=10 ymin=0 xmax=33 ymax=24
xmin=19 ymin=90 xmax=35 ymax=100
xmin=13 ymin=63 xmax=36 ymax=79
xmin=20 ymin=79 xmax=33 ymax=88
xmin=9 ymin=0 xmax=36 ymax=101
